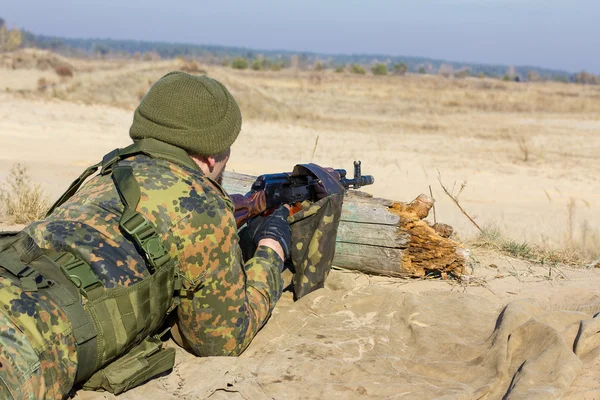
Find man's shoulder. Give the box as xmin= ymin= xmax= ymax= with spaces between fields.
xmin=129 ymin=155 xmax=233 ymax=218
xmin=128 ymin=155 xmax=218 ymax=193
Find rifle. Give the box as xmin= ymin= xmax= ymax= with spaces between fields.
xmin=231 ymin=161 xmax=374 ymax=228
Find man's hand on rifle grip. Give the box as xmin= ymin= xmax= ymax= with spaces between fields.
xmin=248 ymin=205 xmax=292 ymax=269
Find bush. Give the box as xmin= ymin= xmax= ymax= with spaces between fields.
xmin=350 ymin=64 xmax=366 ymax=75
xmin=180 ymin=60 xmax=206 ymax=74
xmin=527 ymin=70 xmax=542 ymax=82
xmin=371 ymin=63 xmax=388 ymax=76
xmin=251 ymin=59 xmax=263 ymax=71
xmin=553 ymin=75 xmax=570 ymax=84
xmin=437 ymin=64 xmax=454 ymax=78
xmin=418 ymin=66 xmax=427 ymax=74
xmin=55 ymin=65 xmax=74 ymax=78
xmin=0 ymin=164 xmax=49 ymax=224
xmin=574 ymin=71 xmax=600 ymax=85
xmin=270 ymin=62 xmax=283 ymax=72
xmin=231 ymin=57 xmax=249 ymax=70
xmin=393 ymin=63 xmax=408 ymax=75
xmin=454 ymin=68 xmax=471 ymax=79
xmin=334 ymin=66 xmax=344 ymax=73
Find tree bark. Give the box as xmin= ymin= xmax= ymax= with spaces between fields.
xmin=223 ymin=171 xmax=469 ymax=278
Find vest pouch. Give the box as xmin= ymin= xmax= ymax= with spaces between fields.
xmin=0 ymin=231 xmax=20 ymax=251
xmin=82 ymin=336 xmax=175 ymax=395
xmin=287 ymin=193 xmax=344 ymax=300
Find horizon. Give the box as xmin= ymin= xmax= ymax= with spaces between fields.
xmin=23 ymin=31 xmax=578 ymax=75
xmin=2 ymin=1 xmax=599 ymax=73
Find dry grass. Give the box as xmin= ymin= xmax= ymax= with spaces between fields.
xmin=470 ymin=222 xmax=599 ymax=267
xmin=0 ymin=48 xmax=75 ymax=71
xmin=178 ymin=59 xmax=207 ymax=74
xmin=0 ymin=164 xmax=49 ymax=224
xmin=210 ymin=70 xmax=600 ymax=136
xmin=7 ymin=57 xmax=598 ymax=136
xmin=516 ymin=135 xmax=531 ymax=162
xmin=37 ymin=77 xmax=49 ymax=92
xmin=437 ymin=172 xmax=599 ymax=267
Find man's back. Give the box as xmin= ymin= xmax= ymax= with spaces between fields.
xmin=26 ymin=154 xmax=233 ymax=290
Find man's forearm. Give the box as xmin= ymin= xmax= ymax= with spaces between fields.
xmin=257 ymin=238 xmax=285 ymax=262
xmin=176 ymin=245 xmax=283 ymax=356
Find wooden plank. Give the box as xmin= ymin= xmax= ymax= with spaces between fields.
xmin=223 ymin=171 xmax=255 ymax=194
xmin=332 ymin=243 xmax=411 ymax=277
xmin=337 ymin=221 xmax=408 ymax=248
xmin=339 ymin=197 xmax=400 ymax=225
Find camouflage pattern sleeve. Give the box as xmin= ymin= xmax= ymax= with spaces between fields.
xmin=0 ymin=276 xmax=77 ymax=400
xmin=173 ymin=192 xmax=284 ymax=356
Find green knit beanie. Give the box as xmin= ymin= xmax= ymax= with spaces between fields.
xmin=129 ymin=71 xmax=242 ymax=156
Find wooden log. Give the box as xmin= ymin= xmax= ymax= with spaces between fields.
xmin=222 ymin=171 xmax=469 ymax=278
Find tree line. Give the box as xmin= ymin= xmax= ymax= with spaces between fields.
xmin=1 ymin=17 xmax=598 ymax=84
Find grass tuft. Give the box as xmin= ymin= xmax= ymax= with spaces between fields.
xmin=0 ymin=164 xmax=49 ymax=224
xmin=470 ymin=223 xmax=598 ymax=267
xmin=501 ymin=239 xmax=533 ymax=259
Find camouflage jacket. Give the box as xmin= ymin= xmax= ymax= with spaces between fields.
xmin=26 ymin=154 xmax=284 ymax=357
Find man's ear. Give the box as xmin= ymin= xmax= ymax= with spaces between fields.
xmin=206 ymin=156 xmax=216 ymax=171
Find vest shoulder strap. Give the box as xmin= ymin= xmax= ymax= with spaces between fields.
xmin=46 ymin=138 xmax=199 ymax=217
xmin=112 ymin=166 xmax=170 ymax=275
xmin=101 ymin=138 xmax=199 ymax=175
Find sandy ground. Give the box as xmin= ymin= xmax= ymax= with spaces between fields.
xmin=1 ymin=55 xmax=599 ymax=252
xmin=0 ymin=57 xmax=599 ymax=398
xmin=1 ymin=90 xmax=598 ymax=250
xmin=69 ymin=254 xmax=600 ymax=400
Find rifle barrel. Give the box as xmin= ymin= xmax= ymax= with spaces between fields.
xmin=340 ymin=175 xmax=375 ymax=189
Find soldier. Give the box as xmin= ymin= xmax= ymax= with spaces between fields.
xmin=0 ymin=72 xmax=340 ymax=399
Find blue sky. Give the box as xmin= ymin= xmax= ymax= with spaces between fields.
xmin=3 ymin=0 xmax=598 ymax=72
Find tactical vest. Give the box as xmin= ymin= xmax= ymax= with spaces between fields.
xmin=0 ymin=139 xmax=201 ymax=395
